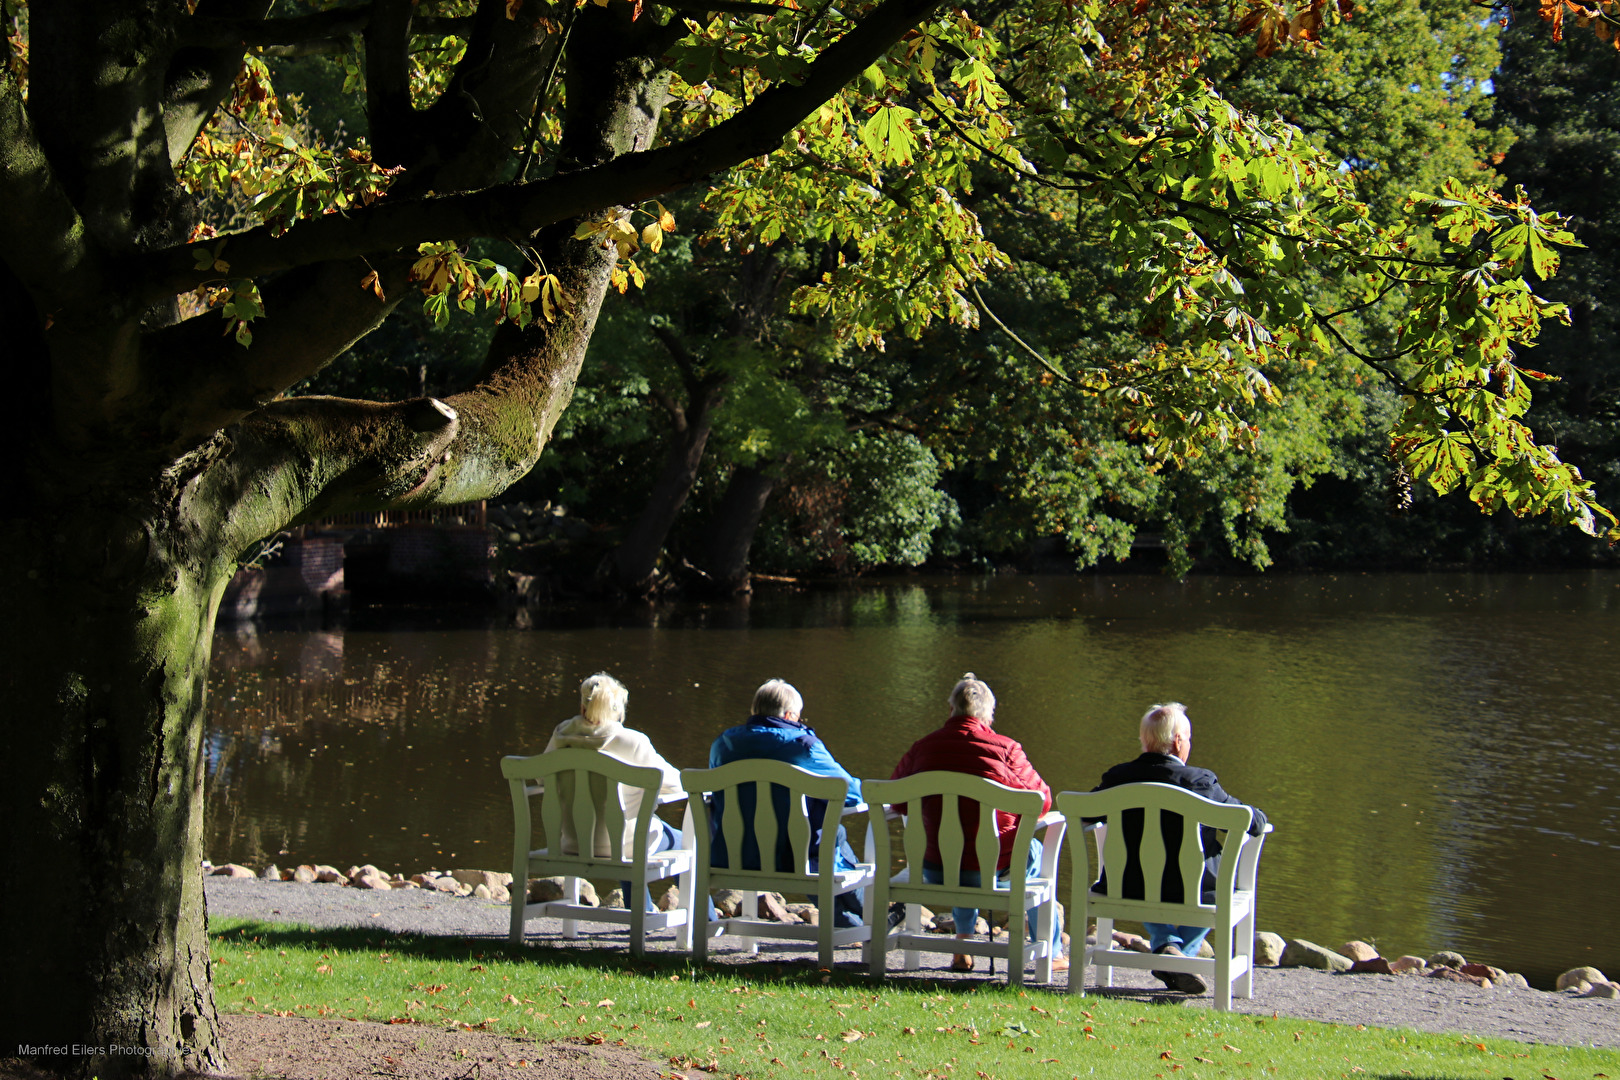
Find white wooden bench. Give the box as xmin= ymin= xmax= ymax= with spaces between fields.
xmin=682 ymin=760 xmax=876 ymax=970
xmin=502 ymin=748 xmax=696 ymax=956
xmin=1056 ymin=783 xmax=1272 ymax=1010
xmin=864 ymin=771 xmax=1065 ymax=986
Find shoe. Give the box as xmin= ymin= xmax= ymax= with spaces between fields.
xmin=1150 ymin=944 xmax=1208 ymax=994
xmin=950 ymin=954 xmax=976 ymax=972
xmin=886 ymin=903 xmax=908 ymax=931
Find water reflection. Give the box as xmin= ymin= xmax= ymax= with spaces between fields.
xmin=205 ymin=572 xmax=1620 ymax=987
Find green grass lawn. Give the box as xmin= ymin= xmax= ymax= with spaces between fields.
xmin=210 ymin=919 xmax=1618 ymax=1080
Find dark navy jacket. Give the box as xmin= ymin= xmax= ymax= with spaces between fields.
xmin=1090 ymin=752 xmax=1267 ymax=903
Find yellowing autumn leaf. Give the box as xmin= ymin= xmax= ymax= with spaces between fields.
xmin=640 ymin=222 xmax=663 ymax=254
xmin=860 ymin=106 xmax=919 ymax=166
xmin=840 ymin=1029 xmax=865 ymax=1043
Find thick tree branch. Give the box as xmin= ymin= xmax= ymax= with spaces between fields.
xmin=0 ymin=65 xmax=99 ymax=312
xmin=366 ymin=0 xmax=417 ymax=167
xmin=135 ymin=0 xmax=945 ymax=304
xmin=140 ymin=257 xmax=408 ymax=444
xmin=184 ymin=6 xmax=372 ymax=49
xmin=206 ymin=394 xmax=464 ymax=558
xmin=164 ymin=0 xmax=276 ymax=168
xmin=184 ymin=9 xmax=475 ymax=49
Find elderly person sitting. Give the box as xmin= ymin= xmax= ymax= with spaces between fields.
xmin=708 ymin=678 xmax=866 ymax=928
xmin=544 ymin=672 xmax=683 ymax=909
xmin=889 ymin=673 xmax=1067 ymax=973
xmin=1090 ymin=701 xmax=1268 ymax=994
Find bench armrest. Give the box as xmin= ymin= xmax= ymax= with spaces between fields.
xmin=1035 ymin=811 xmax=1067 ymax=878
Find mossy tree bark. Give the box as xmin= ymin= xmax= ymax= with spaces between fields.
xmin=0 ymin=0 xmax=942 ymax=1073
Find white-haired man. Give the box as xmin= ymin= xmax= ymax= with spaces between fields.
xmin=708 ymin=678 xmax=866 ymax=928
xmin=889 ymin=673 xmax=1066 ymax=973
xmin=1090 ymin=702 xmax=1268 ymax=994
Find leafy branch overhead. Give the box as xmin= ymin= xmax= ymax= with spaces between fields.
xmin=3 ymin=0 xmax=1609 ymax=537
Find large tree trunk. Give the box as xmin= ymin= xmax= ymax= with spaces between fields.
xmin=0 ymin=10 xmax=669 ymax=1073
xmin=697 ymin=463 xmax=780 ymax=593
xmin=2 ymin=507 xmax=234 ymax=1072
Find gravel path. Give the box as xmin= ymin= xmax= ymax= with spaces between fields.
xmin=205 ymin=879 xmax=1620 ymax=1051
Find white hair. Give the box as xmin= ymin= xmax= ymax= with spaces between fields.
xmin=1139 ymin=702 xmax=1190 ymax=754
xmin=948 ymin=672 xmax=996 ymax=721
xmin=578 ymin=673 xmax=628 ymax=728
xmin=752 ymin=678 xmax=803 ymax=718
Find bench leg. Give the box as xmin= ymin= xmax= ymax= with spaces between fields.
xmin=562 ymin=877 xmax=580 ymax=939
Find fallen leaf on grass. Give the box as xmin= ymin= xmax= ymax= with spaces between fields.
xmin=597 ymin=998 xmax=615 ymax=1008
xmin=502 ymin=994 xmax=520 ymax=1005
xmin=695 ymin=1021 xmax=712 ymax=1029
xmin=841 ymin=1030 xmax=866 ymax=1043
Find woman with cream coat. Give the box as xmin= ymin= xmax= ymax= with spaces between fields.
xmin=543 ymin=674 xmax=683 ymax=903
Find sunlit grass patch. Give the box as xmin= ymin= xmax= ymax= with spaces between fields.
xmin=210 ymin=919 xmax=1619 ymax=1080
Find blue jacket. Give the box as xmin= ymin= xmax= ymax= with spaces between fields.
xmin=707 ymin=715 xmax=861 ymax=872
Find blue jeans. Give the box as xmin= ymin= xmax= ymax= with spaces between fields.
xmin=920 ymin=839 xmax=1063 ymax=948
xmin=703 ymin=824 xmax=864 ymax=928
xmin=1144 ymin=923 xmax=1210 ymax=956
xmin=619 ymin=817 xmax=681 ymax=912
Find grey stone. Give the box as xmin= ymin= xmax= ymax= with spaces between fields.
xmin=472 ymin=883 xmax=492 ymax=900
xmin=260 ymin=864 xmax=281 ymax=880
xmin=431 ymin=875 xmax=460 ymax=893
xmin=1579 ymin=981 xmax=1619 ymax=999
xmin=490 ymin=884 xmax=510 ymax=904
xmin=212 ymin=863 xmax=256 ymax=878
xmin=711 ymin=889 xmax=747 ymax=918
xmin=292 ymin=865 xmax=318 ymax=884
xmin=451 ymin=869 xmax=508 ymax=892
xmin=1253 ymin=932 xmax=1285 ymax=966
xmin=758 ymin=892 xmax=793 ymax=922
xmin=1556 ymin=965 xmax=1608 ymax=992
xmin=1426 ymin=950 xmax=1466 ymax=969
xmin=1196 ymin=939 xmax=1215 ymax=960
xmin=1341 ymin=940 xmax=1379 ymax=962
xmin=602 ymin=888 xmax=627 ymax=910
xmin=1279 ymin=939 xmax=1353 ymax=972
xmin=1388 ymin=955 xmax=1425 ymax=974
xmin=355 ymin=873 xmax=393 ymax=890
xmin=657 ymin=885 xmax=682 ymax=912
xmin=528 ymin=877 xmax=565 ymax=903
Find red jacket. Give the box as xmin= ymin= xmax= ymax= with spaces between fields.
xmin=889 ymin=716 xmax=1052 ymax=872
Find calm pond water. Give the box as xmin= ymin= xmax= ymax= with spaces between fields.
xmin=205 ymin=571 xmax=1620 ymax=988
